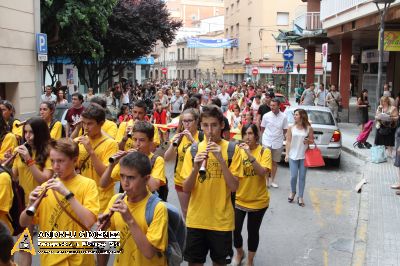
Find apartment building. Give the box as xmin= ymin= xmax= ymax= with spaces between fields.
xmin=0 ymin=0 xmax=40 ymax=118
xmin=303 ymin=0 xmax=400 ymax=111
xmin=223 ymin=0 xmax=323 ymax=87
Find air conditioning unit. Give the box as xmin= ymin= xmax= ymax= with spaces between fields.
xmin=263 ymin=53 xmax=270 ymax=60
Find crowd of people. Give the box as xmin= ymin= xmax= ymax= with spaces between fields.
xmin=0 ymin=79 xmax=319 ymax=266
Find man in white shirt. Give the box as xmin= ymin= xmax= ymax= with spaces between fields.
xmin=261 ymin=98 xmax=288 ymax=188
xmin=316 ymin=83 xmax=327 ymax=106
xmin=217 ymin=87 xmax=230 ymax=113
xmin=41 ymin=85 xmax=57 ymax=103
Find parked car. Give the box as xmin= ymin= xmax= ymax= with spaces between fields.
xmin=274 ymin=93 xmax=290 ymax=112
xmin=283 ymin=106 xmax=342 ymax=167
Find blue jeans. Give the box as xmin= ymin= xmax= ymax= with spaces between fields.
xmin=289 ymin=159 xmax=307 ymax=198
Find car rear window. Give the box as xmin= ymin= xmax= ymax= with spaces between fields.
xmin=286 ymin=110 xmax=335 ymax=125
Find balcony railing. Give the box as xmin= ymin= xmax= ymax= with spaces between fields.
xmin=320 ymin=0 xmax=369 ymax=21
xmin=294 ymin=12 xmax=322 ymax=30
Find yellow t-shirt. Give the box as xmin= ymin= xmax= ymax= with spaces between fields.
xmin=173 ymin=131 xmax=200 ymax=187
xmin=0 ymin=132 xmax=18 ymax=161
xmin=76 ymin=135 xmax=118 ymax=213
xmin=102 ymin=119 xmax=118 ymax=139
xmin=11 ymin=120 xmax=22 ymax=137
xmin=33 ymin=174 xmax=99 ymax=266
xmin=106 ymin=192 xmax=168 ymax=266
xmin=116 ymin=121 xmax=161 ymax=150
xmin=236 ymin=145 xmax=272 ymax=210
xmin=13 ymin=152 xmax=52 ymax=205
xmin=111 ymin=153 xmax=166 ymax=185
xmin=180 ymin=139 xmax=243 ymax=231
xmin=0 ymin=172 xmax=13 ymax=234
xmin=48 ymin=121 xmax=63 ymax=140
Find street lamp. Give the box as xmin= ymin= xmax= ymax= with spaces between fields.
xmin=374 ymin=0 xmax=395 ymax=109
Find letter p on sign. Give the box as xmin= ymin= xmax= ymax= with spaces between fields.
xmin=36 ymin=33 xmax=48 ymax=54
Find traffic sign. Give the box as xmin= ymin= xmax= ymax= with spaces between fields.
xmin=38 ymin=54 xmax=48 ymax=62
xmin=322 ymin=43 xmax=328 ymax=67
xmin=36 ymin=33 xmax=47 ymax=54
xmin=252 ymin=68 xmax=259 ymax=76
xmin=162 ymin=68 xmax=167 ymax=74
xmin=245 ymin=57 xmax=251 ymax=65
xmin=283 ymin=49 xmax=294 ymax=61
xmin=284 ymin=61 xmax=294 ymax=73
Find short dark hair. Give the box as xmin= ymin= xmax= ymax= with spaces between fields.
xmin=40 ymin=101 xmax=56 ymax=113
xmin=200 ymin=104 xmax=224 ymax=123
xmin=0 ymin=221 xmax=14 ymax=263
xmin=90 ymin=96 xmax=107 ymax=108
xmin=49 ymin=138 xmax=79 ymax=159
xmin=120 ymin=151 xmax=151 ymax=177
xmin=134 ymin=100 xmax=147 ymax=112
xmin=81 ymin=103 xmax=106 ymax=124
xmin=133 ymin=120 xmax=154 ymax=141
xmin=241 ymin=123 xmax=260 ymax=139
xmin=270 ymin=98 xmax=280 ymax=105
xmin=211 ymin=97 xmax=222 ymax=108
xmin=72 ymin=92 xmax=84 ymax=103
xmin=183 ymin=97 xmax=200 ymax=110
xmin=192 ymin=93 xmax=202 ymax=102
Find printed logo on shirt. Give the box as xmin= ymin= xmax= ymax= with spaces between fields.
xmin=242 ymin=158 xmax=255 ymax=178
xmin=11 ymin=227 xmax=36 ymax=255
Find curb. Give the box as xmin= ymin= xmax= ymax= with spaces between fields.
xmin=351 ymin=172 xmax=369 ymax=266
xmin=342 ymin=145 xmax=368 ymax=162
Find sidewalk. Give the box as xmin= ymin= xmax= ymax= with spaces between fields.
xmin=339 ymin=123 xmax=400 ymax=266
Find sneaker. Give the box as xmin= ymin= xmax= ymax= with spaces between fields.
xmin=271 ymin=182 xmax=279 ymax=188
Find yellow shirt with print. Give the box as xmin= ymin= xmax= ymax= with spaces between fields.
xmin=0 ymin=172 xmax=13 ymax=234
xmin=106 ymin=192 xmax=168 ymax=266
xmin=48 ymin=121 xmax=63 ymax=140
xmin=116 ymin=120 xmax=160 ymax=150
xmin=11 ymin=120 xmax=22 ymax=137
xmin=13 ymin=153 xmax=52 ymax=205
xmin=180 ymin=139 xmax=243 ymax=231
xmin=173 ymin=131 xmax=200 ymax=187
xmin=236 ymin=145 xmax=272 ymax=210
xmin=0 ymin=132 xmax=18 ymax=161
xmin=76 ymin=135 xmax=118 ymax=213
xmin=33 ymin=174 xmax=99 ymax=266
xmin=111 ymin=153 xmax=166 ymax=185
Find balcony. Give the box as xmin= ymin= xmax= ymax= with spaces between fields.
xmin=294 ymin=12 xmax=322 ymax=30
xmin=321 ymin=0 xmax=368 ymax=21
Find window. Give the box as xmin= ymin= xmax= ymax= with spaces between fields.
xmin=226 ymin=7 xmax=228 ymax=14
xmin=182 ymin=48 xmax=185 ymax=60
xmin=177 ymin=70 xmax=180 ymax=79
xmin=276 ymin=43 xmax=288 ymax=53
xmin=236 ymin=23 xmax=239 ymax=37
xmin=276 ymin=12 xmax=289 ymax=26
xmin=247 ymin=43 xmax=252 ymax=56
xmin=169 ymin=52 xmax=175 ymax=61
xmin=230 ymin=25 xmax=234 ymax=37
xmin=231 ymin=4 xmax=234 ymax=14
xmin=237 ymin=0 xmax=240 ymax=7
xmin=248 ymin=17 xmax=252 ymax=30
xmin=236 ymin=47 xmax=239 ymax=59
xmin=177 ymin=49 xmax=180 ymax=61
xmin=230 ymin=48 xmax=233 ymax=59
xmin=182 ymin=70 xmax=185 ymax=79
xmin=225 ymin=28 xmax=229 ymax=38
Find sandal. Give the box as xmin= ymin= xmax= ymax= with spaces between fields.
xmin=288 ymin=193 xmax=296 ymax=203
xmin=391 ymin=184 xmax=400 ymax=189
xmin=297 ymin=198 xmax=305 ymax=207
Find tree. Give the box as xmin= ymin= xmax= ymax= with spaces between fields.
xmin=42 ymin=0 xmax=182 ymax=90
xmin=41 ymin=0 xmax=117 ymax=86
xmin=76 ymin=0 xmax=182 ymax=90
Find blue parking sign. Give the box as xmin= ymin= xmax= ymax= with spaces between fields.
xmin=36 ymin=33 xmax=48 ymax=54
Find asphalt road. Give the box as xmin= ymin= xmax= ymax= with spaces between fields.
xmin=25 ymin=151 xmax=363 ymax=266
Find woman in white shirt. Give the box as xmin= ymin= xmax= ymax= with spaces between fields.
xmin=285 ymin=109 xmax=314 ymax=207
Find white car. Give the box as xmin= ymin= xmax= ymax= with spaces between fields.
xmin=283 ymin=106 xmax=342 ymax=167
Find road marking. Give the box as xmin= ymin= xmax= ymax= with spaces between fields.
xmin=335 ymin=190 xmax=343 ymax=215
xmin=323 ymin=250 xmax=328 ymax=266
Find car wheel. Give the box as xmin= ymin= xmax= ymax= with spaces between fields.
xmin=330 ymin=156 xmax=340 ymax=167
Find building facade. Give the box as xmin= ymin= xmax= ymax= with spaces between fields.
xmin=303 ymin=0 xmax=400 ymax=112
xmin=0 ymin=0 xmax=40 ymax=118
xmin=223 ymin=0 xmax=324 ymax=88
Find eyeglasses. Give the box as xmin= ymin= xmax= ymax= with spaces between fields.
xmin=182 ymin=119 xmax=194 ymax=124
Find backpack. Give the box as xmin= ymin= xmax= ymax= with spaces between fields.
xmin=145 ymin=193 xmax=186 ymax=266
xmin=49 ymin=119 xmax=66 ymax=138
xmin=150 ymin=155 xmax=168 ymax=202
xmin=0 ymin=165 xmax=25 ymax=236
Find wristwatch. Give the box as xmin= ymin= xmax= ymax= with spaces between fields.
xmin=65 ymin=192 xmax=74 ymax=201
